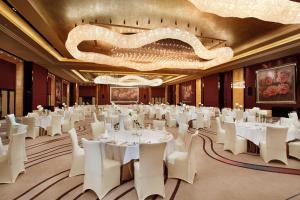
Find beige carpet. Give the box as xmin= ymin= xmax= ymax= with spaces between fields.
xmin=0 ymin=117 xmax=299 ymax=200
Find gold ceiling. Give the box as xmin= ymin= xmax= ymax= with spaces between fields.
xmin=0 ymin=0 xmax=300 ymax=84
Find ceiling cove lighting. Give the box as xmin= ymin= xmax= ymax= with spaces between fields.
xmin=188 ymin=0 xmax=300 ymax=24
xmin=65 ymin=24 xmax=233 ymax=71
xmin=94 ymin=75 xmax=163 ymax=86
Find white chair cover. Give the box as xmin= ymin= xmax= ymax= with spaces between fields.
xmin=223 ymin=122 xmax=247 ymax=155
xmin=47 ymin=115 xmax=62 ymax=136
xmin=152 ymin=120 xmax=166 ymax=130
xmin=167 ymin=132 xmax=198 ymax=184
xmin=68 ymin=128 xmax=84 ymax=177
xmin=134 ymin=142 xmax=167 ymax=200
xmin=216 ymin=117 xmax=225 ymax=144
xmin=22 ymin=117 xmax=39 ymax=139
xmin=260 ymin=126 xmax=288 ymax=165
xmin=91 ymin=121 xmax=106 ymax=140
xmin=82 ymin=138 xmax=120 ymax=199
xmin=0 ymin=133 xmax=25 ymax=183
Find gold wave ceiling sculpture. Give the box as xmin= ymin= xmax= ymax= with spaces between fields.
xmin=187 ymin=0 xmax=300 ymax=24
xmin=65 ymin=24 xmax=234 ymax=71
xmin=94 ymin=75 xmax=163 ymax=86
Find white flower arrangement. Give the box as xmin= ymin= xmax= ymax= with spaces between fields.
xmin=37 ymin=105 xmax=43 ymax=111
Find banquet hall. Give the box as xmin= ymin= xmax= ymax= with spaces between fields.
xmin=0 ymin=0 xmax=300 ymax=199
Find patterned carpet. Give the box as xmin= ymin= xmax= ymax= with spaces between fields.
xmin=0 ymin=117 xmax=300 ymax=200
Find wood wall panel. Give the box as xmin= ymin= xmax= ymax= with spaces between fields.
xmin=32 ymin=63 xmax=48 ymax=108
xmin=202 ymin=74 xmax=219 ymax=107
xmin=0 ymin=59 xmax=16 ymax=90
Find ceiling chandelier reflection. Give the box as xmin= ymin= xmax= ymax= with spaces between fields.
xmin=188 ymin=0 xmax=300 ymax=24
xmin=65 ymin=24 xmax=233 ymax=71
xmin=94 ymin=75 xmax=163 ymax=86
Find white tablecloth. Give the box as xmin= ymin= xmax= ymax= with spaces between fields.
xmin=99 ymin=129 xmax=174 ymax=164
xmin=236 ymin=122 xmax=300 ymax=146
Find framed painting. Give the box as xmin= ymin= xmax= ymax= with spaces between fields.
xmin=256 ymin=63 xmax=296 ymax=104
xmin=110 ymin=87 xmax=139 ymax=103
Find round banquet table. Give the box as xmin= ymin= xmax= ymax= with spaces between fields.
xmin=99 ymin=129 xmax=174 ymax=181
xmin=99 ymin=129 xmax=174 ymax=165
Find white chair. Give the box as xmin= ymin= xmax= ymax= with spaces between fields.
xmin=175 ymin=123 xmax=189 ymax=151
xmin=93 ymin=112 xmax=99 ymax=123
xmin=280 ymin=117 xmax=293 ymax=126
xmin=223 ymin=122 xmax=247 ymax=155
xmin=288 ymin=141 xmax=300 ymax=160
xmin=47 ymin=115 xmax=62 ymax=136
xmin=215 ymin=117 xmax=225 ymax=144
xmin=62 ymin=111 xmax=73 ymax=132
xmin=82 ymin=138 xmax=120 ymax=199
xmin=137 ymin=113 xmax=145 ymax=128
xmin=0 ymin=133 xmax=25 ymax=183
xmin=155 ymin=109 xmax=163 ymax=120
xmin=167 ymin=133 xmax=198 ymax=184
xmin=68 ymin=128 xmax=84 ymax=177
xmin=260 ymin=127 xmax=288 ymax=165
xmin=224 ymin=115 xmax=234 ymax=123
xmin=165 ymin=112 xmax=176 ymax=127
xmin=235 ymin=110 xmax=244 ymax=122
xmin=192 ymin=113 xmax=204 ymax=129
xmin=152 ymin=120 xmax=166 ymax=130
xmin=134 ymin=142 xmax=167 ymax=200
xmin=247 ymin=115 xmax=256 ymax=123
xmin=124 ymin=117 xmax=134 ymax=130
xmin=91 ymin=121 xmax=106 ymax=140
xmin=22 ymin=117 xmax=39 ymax=139
xmin=6 ymin=114 xmax=19 ymax=138
xmin=148 ymin=108 xmax=155 ymax=119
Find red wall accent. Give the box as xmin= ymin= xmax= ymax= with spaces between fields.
xmin=32 ymin=63 xmax=48 ymax=108
xmin=79 ymin=86 xmax=96 ymax=97
xmin=139 ymin=87 xmax=150 ymax=104
xmin=98 ymin=85 xmax=110 ymax=105
xmin=151 ymin=87 xmax=165 ymax=97
xmin=245 ymin=54 xmax=300 ymax=110
xmin=202 ymin=74 xmax=219 ymax=107
xmin=0 ymin=59 xmax=16 ymax=90
xmin=179 ymin=80 xmax=196 ymax=106
xmin=223 ymin=71 xmax=233 ymax=108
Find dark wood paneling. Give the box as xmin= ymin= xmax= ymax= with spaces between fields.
xmin=202 ymin=74 xmax=219 ymax=107
xmin=79 ymin=86 xmax=96 ymax=97
xmin=0 ymin=59 xmax=16 ymax=90
xmin=32 ymin=63 xmax=48 ymax=109
xmin=139 ymin=87 xmax=150 ymax=104
xmin=223 ymin=71 xmax=233 ymax=108
xmin=151 ymin=87 xmax=165 ymax=98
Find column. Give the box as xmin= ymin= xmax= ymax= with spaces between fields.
xmin=232 ymin=68 xmax=245 ymax=108
xmin=15 ymin=62 xmax=24 ymax=116
xmin=164 ymin=85 xmax=168 ymax=104
xmin=196 ymin=79 xmax=201 ymax=107
xmin=175 ymin=84 xmax=179 ymax=105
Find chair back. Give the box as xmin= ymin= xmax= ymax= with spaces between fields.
xmin=224 ymin=115 xmax=234 ymax=123
xmin=280 ymin=117 xmax=293 ymax=126
xmin=215 ymin=117 xmax=223 ymax=134
xmin=82 ymin=138 xmax=104 ymax=176
xmin=91 ymin=121 xmax=106 ymax=139
xmin=51 ymin=115 xmax=62 ymax=132
xmin=93 ymin=112 xmax=99 ymax=123
xmin=178 ymin=123 xmax=188 ymax=140
xmin=152 ymin=120 xmax=165 ymax=130
xmin=265 ymin=126 xmax=288 ymax=151
xmin=8 ymin=132 xmax=26 ymax=164
xmin=247 ymin=115 xmax=256 ymax=122
xmin=69 ymin=128 xmax=82 ymax=153
xmin=22 ymin=117 xmax=36 ymax=134
xmin=235 ymin=110 xmax=244 ymax=122
xmin=139 ymin=142 xmax=166 ymax=177
xmin=223 ymin=122 xmax=236 ymax=143
xmin=137 ymin=113 xmax=144 ymax=128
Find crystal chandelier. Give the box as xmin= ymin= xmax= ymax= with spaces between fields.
xmin=94 ymin=75 xmax=163 ymax=86
xmin=65 ymin=24 xmax=233 ymax=71
xmin=188 ymin=0 xmax=300 ymax=24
